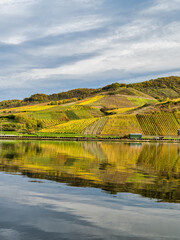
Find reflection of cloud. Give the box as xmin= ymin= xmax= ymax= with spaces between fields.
xmin=0 ymin=176 xmax=179 ymax=239
xmin=0 ymin=229 xmax=21 ymax=240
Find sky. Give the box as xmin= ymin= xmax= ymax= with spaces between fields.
xmin=0 ymin=0 xmax=180 ymax=100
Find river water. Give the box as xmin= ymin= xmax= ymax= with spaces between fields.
xmin=0 ymin=141 xmax=179 ymax=240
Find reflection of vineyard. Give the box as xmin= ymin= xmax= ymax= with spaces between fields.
xmin=0 ymin=141 xmax=179 ymax=202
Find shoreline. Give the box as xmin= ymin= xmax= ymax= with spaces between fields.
xmin=0 ymin=135 xmax=180 ymax=143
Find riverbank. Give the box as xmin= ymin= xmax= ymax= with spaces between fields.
xmin=0 ymin=135 xmax=180 ymax=143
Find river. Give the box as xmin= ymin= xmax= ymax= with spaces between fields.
xmin=0 ymin=141 xmax=179 ymax=239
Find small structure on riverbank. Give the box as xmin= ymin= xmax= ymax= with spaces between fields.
xmin=129 ymin=133 xmax=142 ymax=139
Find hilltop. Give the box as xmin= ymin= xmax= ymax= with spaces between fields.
xmin=0 ymin=76 xmax=180 ymax=109
xmin=0 ymin=76 xmax=179 ymax=137
xmin=129 ymin=76 xmax=180 ymax=100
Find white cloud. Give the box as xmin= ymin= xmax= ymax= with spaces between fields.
xmin=44 ymin=17 xmax=107 ymax=37
xmin=22 ymin=17 xmax=180 ymax=77
xmin=143 ymin=0 xmax=180 ymax=14
xmin=0 ymin=0 xmax=180 ymax=99
xmin=0 ymin=0 xmax=37 ymax=15
xmin=1 ymin=36 xmax=27 ymax=45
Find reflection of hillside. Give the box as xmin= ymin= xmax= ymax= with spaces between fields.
xmin=100 ymin=143 xmax=141 ymax=167
xmin=85 ymin=142 xmax=107 ymax=161
xmin=137 ymin=143 xmax=180 ymax=175
xmin=0 ymin=141 xmax=179 ymax=203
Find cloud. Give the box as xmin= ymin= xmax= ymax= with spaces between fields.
xmin=0 ymin=0 xmax=180 ymax=100
xmin=143 ymin=0 xmax=180 ymax=13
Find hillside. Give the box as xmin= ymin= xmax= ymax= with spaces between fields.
xmin=130 ymin=76 xmax=180 ymax=100
xmin=101 ymin=76 xmax=180 ymax=100
xmin=0 ymin=76 xmax=179 ymax=137
xmin=0 ymin=76 xmax=180 ymax=110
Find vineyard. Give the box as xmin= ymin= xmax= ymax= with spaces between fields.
xmin=101 ymin=115 xmax=142 ymax=136
xmin=83 ymin=117 xmax=108 ymax=135
xmin=0 ymin=80 xmax=179 ymax=137
xmin=78 ymin=95 xmax=104 ymax=105
xmin=137 ymin=112 xmax=179 ymax=136
xmin=71 ymin=108 xmax=93 ymax=119
xmin=26 ymin=111 xmax=69 ymax=121
xmin=127 ymin=97 xmax=158 ymax=107
xmin=107 ymin=107 xmax=136 ymax=114
xmin=175 ymin=111 xmax=180 ymax=124
xmin=0 ymin=104 xmax=55 ymax=113
xmin=41 ymin=118 xmax=98 ymax=134
xmin=39 ymin=119 xmax=67 ymax=128
xmin=65 ymin=110 xmax=79 ymax=120
xmin=93 ymin=95 xmax=135 ymax=108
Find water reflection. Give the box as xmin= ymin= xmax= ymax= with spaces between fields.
xmin=0 ymin=141 xmax=179 ymax=203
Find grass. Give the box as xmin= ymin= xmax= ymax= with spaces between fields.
xmin=127 ymin=97 xmax=158 ymax=107
xmin=38 ymin=132 xmax=87 ymax=137
xmin=0 ymin=131 xmax=99 ymax=138
xmin=0 ymin=131 xmax=21 ymax=135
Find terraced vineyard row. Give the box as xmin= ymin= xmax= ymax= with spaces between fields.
xmin=40 ymin=119 xmax=66 ymax=128
xmin=65 ymin=110 xmax=79 ymax=120
xmin=107 ymin=107 xmax=136 ymax=115
xmin=174 ymin=111 xmax=180 ymax=124
xmin=41 ymin=118 xmax=98 ymax=134
xmin=83 ymin=117 xmax=108 ymax=135
xmin=66 ymin=105 xmax=97 ymax=119
xmin=127 ymin=97 xmax=158 ymax=107
xmin=0 ymin=104 xmax=55 ymax=113
xmin=93 ymin=95 xmax=135 ymax=108
xmin=78 ymin=95 xmax=104 ymax=105
xmin=101 ymin=115 xmax=142 ymax=136
xmin=26 ymin=111 xmax=69 ymax=121
xmin=137 ymin=112 xmax=179 ymax=136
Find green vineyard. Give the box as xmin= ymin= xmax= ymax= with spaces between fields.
xmin=39 ymin=119 xmax=66 ymax=128
xmin=101 ymin=115 xmax=142 ymax=136
xmin=0 ymin=81 xmax=179 ymax=137
xmin=127 ymin=97 xmax=158 ymax=107
xmin=83 ymin=117 xmax=108 ymax=135
xmin=26 ymin=111 xmax=69 ymax=121
xmin=65 ymin=110 xmax=79 ymax=120
xmin=41 ymin=118 xmax=98 ymax=134
xmin=175 ymin=112 xmax=180 ymax=124
xmin=137 ymin=112 xmax=179 ymax=136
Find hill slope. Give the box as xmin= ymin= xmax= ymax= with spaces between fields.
xmin=129 ymin=76 xmax=180 ymax=100
xmin=0 ymin=76 xmax=180 ymax=109
xmin=0 ymin=76 xmax=179 ymax=137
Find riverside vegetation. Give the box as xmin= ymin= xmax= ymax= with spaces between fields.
xmin=0 ymin=76 xmax=180 ymax=137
